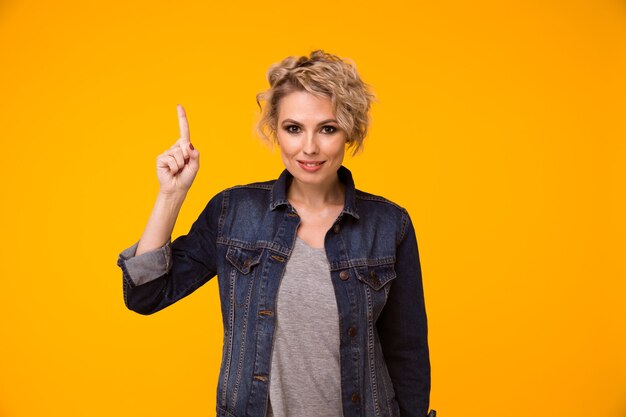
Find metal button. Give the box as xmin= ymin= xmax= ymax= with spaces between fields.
xmin=270 ymin=254 xmax=285 ymax=263
xmin=339 ymin=270 xmax=349 ymax=281
xmin=351 ymin=393 xmax=360 ymax=403
xmin=370 ymin=270 xmax=377 ymax=278
xmin=243 ymin=259 xmax=252 ymax=268
xmin=348 ymin=327 xmax=357 ymax=337
xmin=333 ymin=223 xmax=340 ymax=233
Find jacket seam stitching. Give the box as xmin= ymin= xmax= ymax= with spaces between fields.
xmin=230 ymin=267 xmax=256 ymax=408
xmin=220 ymin=267 xmax=236 ymax=407
xmin=365 ymin=285 xmax=383 ymax=417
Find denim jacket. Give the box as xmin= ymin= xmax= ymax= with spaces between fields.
xmin=117 ymin=165 xmax=431 ymax=417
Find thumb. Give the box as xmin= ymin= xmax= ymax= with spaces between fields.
xmin=187 ymin=142 xmax=200 ymax=167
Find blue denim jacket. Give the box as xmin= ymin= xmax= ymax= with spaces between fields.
xmin=117 ymin=165 xmax=431 ymax=417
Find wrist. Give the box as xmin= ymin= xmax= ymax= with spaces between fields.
xmin=157 ymin=189 xmax=188 ymax=203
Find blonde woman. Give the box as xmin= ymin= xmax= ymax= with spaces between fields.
xmin=118 ymin=50 xmax=434 ymax=417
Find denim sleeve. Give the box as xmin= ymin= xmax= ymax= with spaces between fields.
xmin=117 ymin=191 xmax=223 ymax=315
xmin=376 ymin=209 xmax=431 ymax=417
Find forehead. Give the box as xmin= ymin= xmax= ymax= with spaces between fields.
xmin=277 ymin=90 xmax=335 ymax=121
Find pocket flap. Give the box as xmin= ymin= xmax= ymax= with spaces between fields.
xmin=355 ymin=263 xmax=396 ymax=291
xmin=225 ymin=246 xmax=263 ymax=275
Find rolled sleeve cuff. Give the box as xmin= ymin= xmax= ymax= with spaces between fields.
xmin=118 ymin=239 xmax=172 ymax=286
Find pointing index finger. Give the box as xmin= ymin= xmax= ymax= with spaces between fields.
xmin=177 ymin=104 xmax=190 ymax=143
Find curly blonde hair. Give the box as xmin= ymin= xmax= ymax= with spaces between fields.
xmin=255 ymin=50 xmax=376 ymax=156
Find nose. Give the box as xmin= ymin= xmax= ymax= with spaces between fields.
xmin=302 ymin=132 xmax=319 ymax=155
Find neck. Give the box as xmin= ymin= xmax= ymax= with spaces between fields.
xmin=287 ymin=174 xmax=345 ymax=208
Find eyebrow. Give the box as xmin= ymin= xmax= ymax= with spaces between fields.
xmin=281 ymin=118 xmax=338 ymax=126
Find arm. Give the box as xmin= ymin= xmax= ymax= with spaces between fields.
xmin=376 ymin=208 xmax=431 ymax=417
xmin=117 ymin=191 xmax=223 ymax=315
xmin=117 ymin=104 xmax=216 ymax=315
xmin=134 ymin=190 xmax=187 ymax=257
xmin=134 ymin=104 xmax=199 ymax=256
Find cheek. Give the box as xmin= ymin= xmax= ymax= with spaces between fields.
xmin=327 ymin=141 xmax=346 ymax=160
xmin=276 ymin=136 xmax=295 ymax=158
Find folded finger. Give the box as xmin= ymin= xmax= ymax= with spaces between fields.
xmin=166 ymin=148 xmax=185 ymax=168
xmin=166 ymin=154 xmax=179 ymax=174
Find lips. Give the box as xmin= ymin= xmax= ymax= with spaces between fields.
xmin=298 ymin=160 xmax=325 ymax=167
xmin=297 ymin=160 xmax=326 ymax=172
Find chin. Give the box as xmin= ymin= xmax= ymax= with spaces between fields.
xmin=289 ymin=164 xmax=340 ymax=184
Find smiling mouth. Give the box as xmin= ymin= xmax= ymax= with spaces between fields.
xmin=298 ymin=161 xmax=325 ymax=167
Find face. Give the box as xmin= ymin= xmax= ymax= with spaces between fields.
xmin=275 ymin=90 xmax=347 ymax=189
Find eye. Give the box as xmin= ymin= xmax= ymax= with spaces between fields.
xmin=321 ymin=125 xmax=338 ymax=134
xmin=284 ymin=125 xmax=301 ymax=134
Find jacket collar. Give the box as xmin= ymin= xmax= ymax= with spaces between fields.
xmin=270 ymin=165 xmax=360 ymax=220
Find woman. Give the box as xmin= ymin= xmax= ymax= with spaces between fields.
xmin=117 ymin=50 xmax=433 ymax=417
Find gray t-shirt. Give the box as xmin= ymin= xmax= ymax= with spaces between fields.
xmin=266 ymin=236 xmax=343 ymax=417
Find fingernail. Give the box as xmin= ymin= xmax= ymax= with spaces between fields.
xmin=189 ymin=142 xmax=194 ymax=150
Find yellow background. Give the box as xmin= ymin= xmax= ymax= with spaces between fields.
xmin=1 ymin=0 xmax=625 ymax=416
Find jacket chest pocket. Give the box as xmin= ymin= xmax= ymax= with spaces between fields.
xmin=355 ymin=263 xmax=397 ymax=317
xmin=355 ymin=263 xmax=396 ymax=291
xmin=225 ymin=245 xmax=263 ymax=307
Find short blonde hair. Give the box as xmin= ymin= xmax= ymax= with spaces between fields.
xmin=255 ymin=50 xmax=376 ymax=156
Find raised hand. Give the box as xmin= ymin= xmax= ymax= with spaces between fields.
xmin=156 ymin=104 xmax=200 ymax=195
